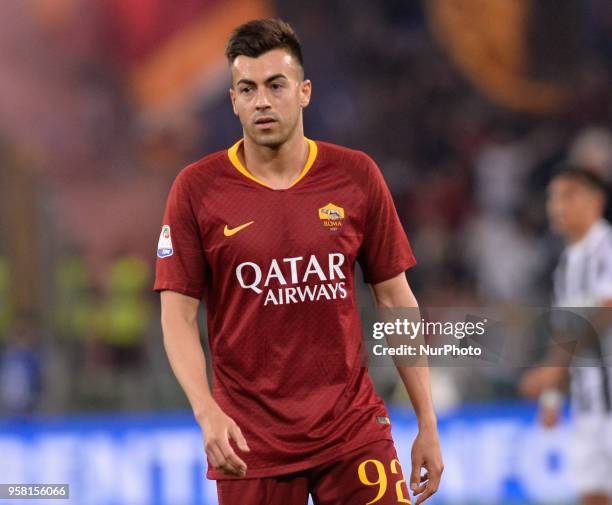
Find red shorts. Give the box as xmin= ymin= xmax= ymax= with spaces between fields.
xmin=216 ymin=439 xmax=411 ymax=505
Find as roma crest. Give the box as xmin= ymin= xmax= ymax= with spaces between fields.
xmin=318 ymin=203 xmax=345 ymax=231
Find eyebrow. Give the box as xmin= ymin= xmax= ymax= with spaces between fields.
xmin=236 ymin=74 xmax=288 ymax=87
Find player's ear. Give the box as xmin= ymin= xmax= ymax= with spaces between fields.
xmin=229 ymin=87 xmax=238 ymax=116
xmin=300 ymin=79 xmax=312 ymax=108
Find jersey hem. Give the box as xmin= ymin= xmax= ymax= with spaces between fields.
xmin=206 ymin=430 xmax=393 ymax=480
xmin=363 ymin=256 xmax=417 ymax=285
xmin=153 ymin=282 xmax=203 ymax=300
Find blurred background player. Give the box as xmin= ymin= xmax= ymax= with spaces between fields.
xmin=521 ymin=166 xmax=612 ymax=505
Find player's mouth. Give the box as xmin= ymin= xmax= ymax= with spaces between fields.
xmin=254 ymin=116 xmax=277 ymax=129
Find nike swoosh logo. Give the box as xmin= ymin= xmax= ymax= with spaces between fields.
xmin=224 ymin=221 xmax=254 ymax=237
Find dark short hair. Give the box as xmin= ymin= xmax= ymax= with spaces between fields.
xmin=225 ymin=18 xmax=304 ymax=74
xmin=551 ymin=163 xmax=609 ymax=196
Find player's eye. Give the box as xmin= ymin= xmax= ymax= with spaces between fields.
xmin=239 ymin=87 xmax=253 ymax=94
xmin=271 ymin=82 xmax=283 ymax=90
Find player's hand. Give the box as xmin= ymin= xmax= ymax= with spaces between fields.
xmin=198 ymin=404 xmax=250 ymax=477
xmin=539 ymin=405 xmax=560 ymax=428
xmin=410 ymin=425 xmax=444 ymax=505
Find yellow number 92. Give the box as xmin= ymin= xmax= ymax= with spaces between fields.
xmin=357 ymin=458 xmax=410 ymax=504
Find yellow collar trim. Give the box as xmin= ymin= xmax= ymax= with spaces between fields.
xmin=227 ymin=137 xmax=318 ymax=189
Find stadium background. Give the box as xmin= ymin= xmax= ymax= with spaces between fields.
xmin=0 ymin=0 xmax=611 ymax=503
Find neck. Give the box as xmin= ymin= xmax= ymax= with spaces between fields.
xmin=566 ymin=218 xmax=600 ymax=244
xmin=240 ymin=125 xmax=308 ymax=189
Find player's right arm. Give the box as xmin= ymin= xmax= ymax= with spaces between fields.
xmin=160 ymin=290 xmax=250 ymax=477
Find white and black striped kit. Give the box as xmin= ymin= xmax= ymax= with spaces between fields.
xmin=553 ymin=219 xmax=612 ymax=414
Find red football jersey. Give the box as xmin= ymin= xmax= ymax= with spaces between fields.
xmin=154 ymin=138 xmax=416 ymax=479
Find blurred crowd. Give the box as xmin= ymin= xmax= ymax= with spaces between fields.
xmin=0 ymin=0 xmax=611 ymax=416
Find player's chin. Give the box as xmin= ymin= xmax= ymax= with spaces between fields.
xmin=251 ymin=129 xmax=285 ymax=148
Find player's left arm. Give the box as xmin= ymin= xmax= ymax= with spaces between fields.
xmin=371 ymin=272 xmax=444 ymax=505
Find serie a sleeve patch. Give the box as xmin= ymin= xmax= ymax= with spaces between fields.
xmin=157 ymin=225 xmax=174 ymax=258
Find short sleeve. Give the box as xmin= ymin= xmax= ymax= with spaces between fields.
xmin=153 ymin=172 xmax=206 ymax=299
xmin=357 ymin=155 xmax=416 ymax=284
xmin=593 ymin=236 xmax=612 ymax=302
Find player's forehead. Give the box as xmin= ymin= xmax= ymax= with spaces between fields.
xmin=548 ymin=176 xmax=589 ymax=196
xmin=230 ymin=48 xmax=301 ymax=84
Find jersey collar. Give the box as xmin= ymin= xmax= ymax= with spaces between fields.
xmin=227 ymin=137 xmax=318 ymax=190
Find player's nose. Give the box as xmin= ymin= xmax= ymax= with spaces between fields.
xmin=254 ymin=88 xmax=271 ymax=109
